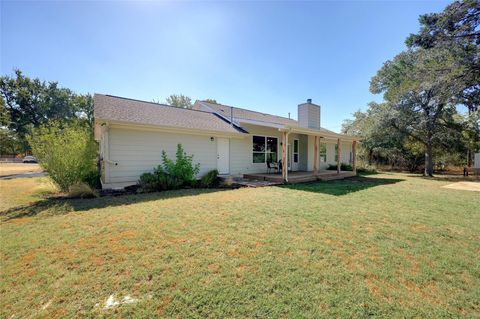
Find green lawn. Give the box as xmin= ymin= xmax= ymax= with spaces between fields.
xmin=1 ymin=173 xmax=479 ymax=318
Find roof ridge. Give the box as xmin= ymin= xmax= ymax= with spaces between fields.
xmin=98 ymin=94 xmax=218 ymax=116
xmin=200 ymin=101 xmax=297 ymax=122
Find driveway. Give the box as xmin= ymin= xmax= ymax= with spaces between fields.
xmin=0 ymin=163 xmax=46 ymax=179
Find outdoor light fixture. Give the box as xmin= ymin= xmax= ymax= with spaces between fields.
xmin=210 ymin=137 xmax=214 ymax=141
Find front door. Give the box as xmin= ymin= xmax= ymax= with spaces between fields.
xmin=216 ymin=138 xmax=229 ymax=174
xmin=291 ymin=139 xmax=299 ymax=171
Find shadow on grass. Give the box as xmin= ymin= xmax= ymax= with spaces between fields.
xmin=0 ymin=188 xmax=226 ymax=221
xmin=281 ymin=175 xmax=404 ymax=196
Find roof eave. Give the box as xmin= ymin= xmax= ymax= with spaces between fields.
xmin=94 ymin=118 xmax=247 ymax=139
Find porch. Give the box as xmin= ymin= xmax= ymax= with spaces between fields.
xmin=243 ymin=170 xmax=356 ymax=183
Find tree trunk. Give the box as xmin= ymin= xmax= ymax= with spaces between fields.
xmin=424 ymin=139 xmax=434 ymax=177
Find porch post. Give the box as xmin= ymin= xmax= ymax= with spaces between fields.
xmin=352 ymin=140 xmax=357 ymax=175
xmin=337 ymin=138 xmax=341 ymax=174
xmin=313 ymin=136 xmax=318 ymax=175
xmin=282 ymin=131 xmax=287 ymax=182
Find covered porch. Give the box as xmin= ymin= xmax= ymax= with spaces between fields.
xmin=244 ymin=170 xmax=356 ymax=183
xmin=270 ymin=126 xmax=358 ymax=183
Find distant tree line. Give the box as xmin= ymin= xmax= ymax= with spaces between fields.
xmin=0 ymin=69 xmax=219 ymax=155
xmin=0 ymin=70 xmax=93 ymax=155
xmin=342 ymin=0 xmax=479 ymax=176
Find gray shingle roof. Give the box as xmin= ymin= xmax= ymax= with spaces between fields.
xmin=195 ymin=101 xmax=298 ymax=127
xmin=94 ymin=94 xmax=244 ymax=134
xmin=194 ymin=101 xmax=345 ymax=136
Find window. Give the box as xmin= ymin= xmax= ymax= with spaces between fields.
xmin=252 ymin=136 xmax=278 ymax=163
xmin=293 ymin=140 xmax=299 ymax=163
xmin=335 ymin=144 xmax=338 ymax=162
xmin=319 ymin=143 xmax=327 ymax=162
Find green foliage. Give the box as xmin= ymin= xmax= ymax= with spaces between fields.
xmin=138 ymin=172 xmax=160 ymax=192
xmin=81 ymin=169 xmax=102 ymax=190
xmin=0 ymin=127 xmax=23 ymax=155
xmin=202 ymin=99 xmax=218 ymax=104
xmin=200 ymin=169 xmax=219 ymax=188
xmin=165 ymin=94 xmax=192 ymax=109
xmin=138 ymin=144 xmax=200 ymax=192
xmin=366 ymin=0 xmax=480 ymax=176
xmin=327 ymin=163 xmax=353 ymax=171
xmin=27 ymin=121 xmax=97 ymax=192
xmin=0 ymin=69 xmax=93 ymax=152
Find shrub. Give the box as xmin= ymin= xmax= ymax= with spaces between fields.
xmin=138 ymin=144 xmax=200 ymax=192
xmin=161 ymin=144 xmax=200 ymax=186
xmin=139 ymin=172 xmax=158 ymax=192
xmin=356 ymin=166 xmax=378 ymax=174
xmin=81 ymin=169 xmax=101 ymax=189
xmin=327 ymin=163 xmax=353 ymax=171
xmin=200 ymin=169 xmax=219 ymax=188
xmin=68 ymin=182 xmax=97 ymax=198
xmin=28 ymin=121 xmax=97 ymax=192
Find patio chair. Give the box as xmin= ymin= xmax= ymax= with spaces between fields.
xmin=267 ymin=160 xmax=279 ymax=174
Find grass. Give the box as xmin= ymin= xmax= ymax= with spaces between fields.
xmin=0 ymin=173 xmax=479 ymax=318
xmin=0 ymin=177 xmax=56 ymax=212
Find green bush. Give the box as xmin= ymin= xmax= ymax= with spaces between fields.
xmin=81 ymin=169 xmax=101 ymax=189
xmin=28 ymin=121 xmax=97 ymax=192
xmin=327 ymin=163 xmax=353 ymax=171
xmin=200 ymin=169 xmax=219 ymax=188
xmin=138 ymin=144 xmax=200 ymax=192
xmin=139 ymin=172 xmax=159 ymax=192
xmin=356 ymin=166 xmax=378 ymax=174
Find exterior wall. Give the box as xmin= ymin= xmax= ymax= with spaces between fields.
xmin=100 ymin=123 xmax=356 ymax=188
xmin=307 ymin=140 xmax=354 ymax=170
xmin=298 ymin=135 xmax=308 ymax=171
xmin=105 ymin=126 xmax=217 ymax=186
xmin=230 ymin=124 xmax=303 ymax=175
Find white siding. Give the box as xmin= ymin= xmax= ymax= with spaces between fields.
xmin=107 ymin=126 xmax=217 ymax=184
xmin=230 ymin=124 xmax=301 ymax=176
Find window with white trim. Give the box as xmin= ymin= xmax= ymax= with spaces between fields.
xmin=293 ymin=139 xmax=299 ymax=163
xmin=252 ymin=136 xmax=278 ymax=163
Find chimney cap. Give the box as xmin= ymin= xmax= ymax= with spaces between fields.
xmin=307 ymin=98 xmax=312 ymax=104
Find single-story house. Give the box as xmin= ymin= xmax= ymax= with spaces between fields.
xmin=94 ymin=94 xmax=359 ymax=189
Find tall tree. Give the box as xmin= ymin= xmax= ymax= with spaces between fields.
xmin=406 ymin=0 xmax=480 ymax=166
xmin=202 ymin=99 xmax=218 ymax=104
xmin=0 ymin=69 xmax=93 ymax=152
xmin=370 ymin=48 xmax=461 ymax=176
xmin=165 ymin=94 xmax=192 ymax=109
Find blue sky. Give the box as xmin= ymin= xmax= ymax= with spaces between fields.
xmin=1 ymin=0 xmax=449 ymax=132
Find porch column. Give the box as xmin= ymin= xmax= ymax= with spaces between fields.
xmin=282 ymin=131 xmax=287 ymax=182
xmin=313 ymin=136 xmax=318 ymax=175
xmin=352 ymin=140 xmax=357 ymax=174
xmin=337 ymin=138 xmax=341 ymax=174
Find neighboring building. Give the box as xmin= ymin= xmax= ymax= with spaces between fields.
xmin=94 ymin=94 xmax=359 ymax=189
